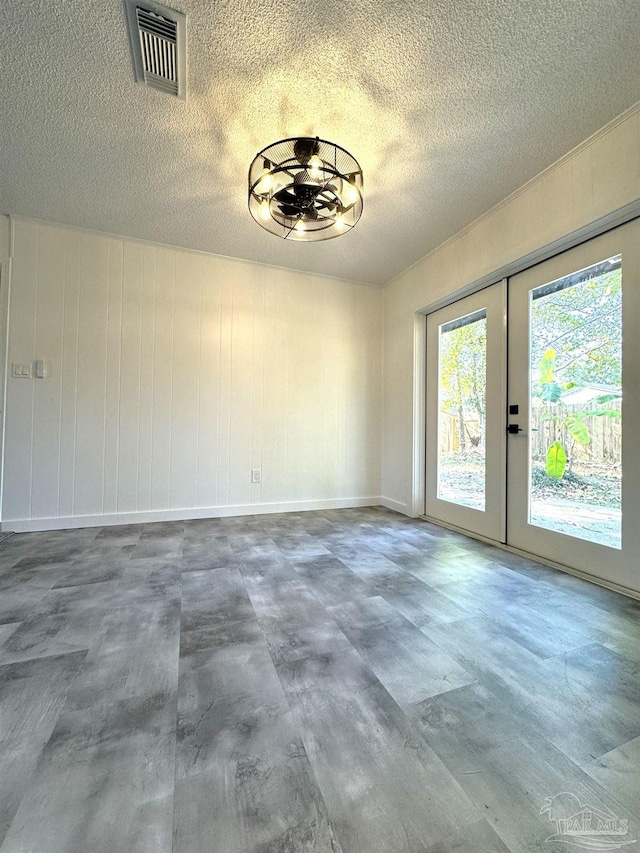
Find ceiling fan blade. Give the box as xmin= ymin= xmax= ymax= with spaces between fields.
xmin=278 ymin=203 xmax=300 ymax=217
xmin=315 ymin=199 xmax=337 ymax=212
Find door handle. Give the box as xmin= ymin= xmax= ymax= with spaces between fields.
xmin=507 ymin=424 xmax=523 ymax=434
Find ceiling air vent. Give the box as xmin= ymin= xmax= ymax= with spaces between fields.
xmin=125 ymin=0 xmax=186 ymax=99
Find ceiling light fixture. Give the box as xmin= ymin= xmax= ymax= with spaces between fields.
xmin=248 ymin=137 xmax=363 ymax=241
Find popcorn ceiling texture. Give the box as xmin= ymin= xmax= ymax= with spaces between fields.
xmin=1 ymin=0 xmax=640 ymax=285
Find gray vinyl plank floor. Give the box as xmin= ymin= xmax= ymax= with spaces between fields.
xmin=1 ymin=506 xmax=639 ymax=852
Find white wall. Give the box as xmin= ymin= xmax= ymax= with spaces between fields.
xmin=2 ymin=219 xmax=382 ymax=530
xmin=382 ymin=103 xmax=640 ymax=515
xmin=0 ymin=218 xmax=10 ymax=518
xmin=5 ymin=104 xmax=639 ymax=532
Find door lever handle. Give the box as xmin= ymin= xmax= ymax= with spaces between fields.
xmin=507 ymin=424 xmax=523 ymax=434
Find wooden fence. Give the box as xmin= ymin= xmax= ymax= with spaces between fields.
xmin=440 ymin=399 xmax=621 ymax=464
xmin=439 ymin=416 xmax=482 ymax=453
xmin=531 ymin=399 xmax=621 ymax=464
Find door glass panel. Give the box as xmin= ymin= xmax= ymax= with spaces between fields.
xmin=529 ymin=255 xmax=622 ymax=548
xmin=438 ymin=309 xmax=487 ymax=511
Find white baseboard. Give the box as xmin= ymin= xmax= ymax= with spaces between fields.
xmin=2 ymin=497 xmax=383 ymax=533
xmin=379 ymin=496 xmax=411 ymax=515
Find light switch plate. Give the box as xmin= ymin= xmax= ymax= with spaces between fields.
xmin=251 ymin=468 xmax=261 ymax=484
xmin=12 ymin=362 xmax=32 ymax=379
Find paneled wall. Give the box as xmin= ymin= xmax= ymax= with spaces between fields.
xmin=382 ymin=103 xmax=640 ymax=514
xmin=3 ymin=220 xmax=382 ymax=529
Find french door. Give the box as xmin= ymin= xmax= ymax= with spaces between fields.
xmin=425 ymin=282 xmax=507 ymax=542
xmin=426 ymin=218 xmax=640 ymax=593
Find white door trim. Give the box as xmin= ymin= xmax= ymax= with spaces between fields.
xmin=411 ymin=312 xmax=426 ymax=517
xmin=425 ymin=280 xmax=507 ymax=541
xmin=507 ymin=218 xmax=639 ymax=592
xmin=411 ymin=209 xmax=640 ymax=530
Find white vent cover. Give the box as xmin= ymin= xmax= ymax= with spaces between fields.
xmin=125 ymin=0 xmax=186 ymax=99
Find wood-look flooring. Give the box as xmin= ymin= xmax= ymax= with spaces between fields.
xmin=0 ymin=507 xmax=639 ymax=852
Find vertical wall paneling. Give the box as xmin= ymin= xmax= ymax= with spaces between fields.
xmin=194 ymin=255 xmax=203 ymax=507
xmin=57 ymin=230 xmax=81 ymax=517
xmin=228 ymin=261 xmax=253 ymax=507
xmin=150 ymin=247 xmax=175 ymax=510
xmin=260 ymin=265 xmax=279 ymax=506
xmin=137 ymin=245 xmax=156 ymax=512
xmin=274 ymin=270 xmax=290 ymax=503
xmin=169 ymin=250 xmax=200 ymax=510
xmin=116 ymin=241 xmax=143 ymax=513
xmin=31 ymin=226 xmax=65 ymax=519
xmin=336 ymin=283 xmax=350 ymax=499
xmin=196 ymin=254 xmax=221 ymax=508
xmin=320 ymin=280 xmax=339 ymax=501
xmin=284 ymin=272 xmax=302 ymax=503
xmin=103 ymin=240 xmax=124 ymax=514
xmin=0 ymin=225 xmax=10 ymax=518
xmin=2 ymin=219 xmax=383 ymax=528
xmin=216 ymin=258 xmax=233 ymax=509
xmin=4 ymin=221 xmax=38 ymax=520
xmin=249 ymin=267 xmax=265 ymax=505
xmin=300 ymin=276 xmax=323 ymax=501
xmin=74 ymin=233 xmax=110 ymax=516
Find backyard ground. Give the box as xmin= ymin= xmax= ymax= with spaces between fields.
xmin=439 ymin=451 xmax=621 ymax=549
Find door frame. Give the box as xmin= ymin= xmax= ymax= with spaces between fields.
xmin=507 ymin=219 xmax=639 ymax=592
xmin=413 ymin=207 xmax=640 ymax=595
xmin=412 ymin=204 xmax=640 ymax=521
xmin=424 ymin=280 xmax=507 ymax=542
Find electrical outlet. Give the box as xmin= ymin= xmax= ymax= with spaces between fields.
xmin=251 ymin=468 xmax=261 ymax=484
xmin=11 ymin=362 xmax=32 ymax=379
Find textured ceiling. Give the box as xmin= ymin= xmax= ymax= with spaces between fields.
xmin=2 ymin=0 xmax=640 ymax=286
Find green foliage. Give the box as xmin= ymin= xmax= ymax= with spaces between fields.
xmin=546 ymin=441 xmax=567 ymax=479
xmin=439 ymin=316 xmax=487 ymax=447
xmin=531 ymin=269 xmax=621 ymax=390
xmin=563 ymin=416 xmax=590 ymax=445
xmin=538 ymin=348 xmax=556 ymax=384
xmin=532 ymin=268 xmax=622 ymax=480
xmin=579 ymin=408 xmax=621 ymax=418
xmin=537 ymin=347 xmax=564 ymax=401
xmin=540 ymin=381 xmax=563 ymax=403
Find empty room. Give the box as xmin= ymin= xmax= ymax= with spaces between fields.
xmin=1 ymin=1 xmax=640 ymax=851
